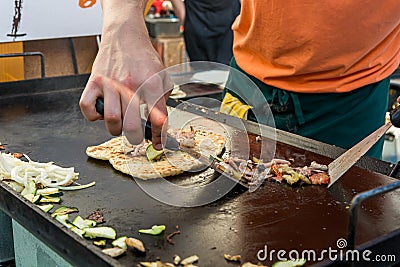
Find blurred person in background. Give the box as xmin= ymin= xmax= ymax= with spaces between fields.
xmin=170 ymin=0 xmax=240 ymax=65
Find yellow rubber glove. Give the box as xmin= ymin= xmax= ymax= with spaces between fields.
xmin=220 ymin=92 xmax=252 ymax=119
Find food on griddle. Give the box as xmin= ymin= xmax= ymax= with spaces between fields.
xmin=51 ymin=206 xmax=79 ymax=217
xmin=272 ymin=258 xmax=306 ymax=267
xmin=173 ymin=255 xmax=181 ymax=265
xmin=86 ymin=127 xmax=225 ymax=179
xmin=169 ymin=126 xmax=196 ymax=148
xmin=125 ymin=237 xmax=146 ymax=252
xmin=93 ymin=239 xmax=106 ymax=247
xmin=0 ymin=152 xmax=92 ymax=190
xmin=72 ymin=215 xmax=97 ymax=229
xmin=146 ymin=144 xmax=164 ymax=161
xmin=83 ymin=226 xmax=117 ymax=239
xmin=112 ymin=236 xmax=128 ymax=249
xmin=214 ymin=156 xmax=330 ymax=186
xmin=166 ymin=230 xmax=180 ymax=245
xmin=180 ymin=255 xmax=199 ymax=265
xmin=138 ymin=225 xmax=166 ymax=235
xmin=139 ymin=260 xmax=175 ymax=267
xmin=87 ymin=209 xmax=104 ymax=224
xmin=224 ymin=253 xmax=241 ymax=262
xmin=37 ymin=204 xmax=54 ymax=213
xmin=102 ymin=247 xmax=126 ymax=258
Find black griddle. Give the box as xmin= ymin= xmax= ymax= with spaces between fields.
xmin=1 ymin=75 xmax=400 ymax=266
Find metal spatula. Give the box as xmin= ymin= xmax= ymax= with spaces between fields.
xmin=327 ymin=105 xmax=400 ymax=188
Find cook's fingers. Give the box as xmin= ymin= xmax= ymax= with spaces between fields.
xmin=148 ymin=102 xmax=168 ymax=150
xmin=79 ymin=79 xmax=103 ymax=121
xmin=123 ymin=94 xmax=144 ymax=145
xmin=142 ymin=74 xmax=169 ymax=150
xmin=103 ymin=85 xmax=123 ymax=136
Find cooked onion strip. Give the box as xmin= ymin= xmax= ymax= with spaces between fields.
xmin=0 ymin=152 xmax=79 ymax=188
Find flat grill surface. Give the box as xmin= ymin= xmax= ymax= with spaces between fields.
xmin=1 ymin=82 xmax=400 ymax=266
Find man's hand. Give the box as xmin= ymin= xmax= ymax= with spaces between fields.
xmin=79 ymin=0 xmax=171 ymax=149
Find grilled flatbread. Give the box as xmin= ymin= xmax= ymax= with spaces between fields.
xmin=86 ymin=129 xmax=225 ymax=179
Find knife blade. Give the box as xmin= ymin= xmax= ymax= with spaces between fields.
xmin=327 ymin=105 xmax=400 ymax=188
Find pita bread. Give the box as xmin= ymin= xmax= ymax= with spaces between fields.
xmin=86 ymin=129 xmax=225 ymax=179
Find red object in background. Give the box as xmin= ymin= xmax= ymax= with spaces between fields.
xmin=152 ymin=0 xmax=164 ymax=16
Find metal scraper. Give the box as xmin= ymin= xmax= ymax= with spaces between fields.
xmin=327 ymin=105 xmax=400 ymax=188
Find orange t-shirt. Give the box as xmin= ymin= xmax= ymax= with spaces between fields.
xmin=232 ymin=0 xmax=400 ymax=93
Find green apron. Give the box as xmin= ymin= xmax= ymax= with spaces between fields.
xmin=224 ymin=57 xmax=390 ymax=159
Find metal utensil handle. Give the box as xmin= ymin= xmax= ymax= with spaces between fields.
xmin=95 ymin=98 xmax=152 ymax=140
xmin=94 ymin=98 xmax=179 ymax=150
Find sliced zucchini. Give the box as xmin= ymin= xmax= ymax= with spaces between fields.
xmin=83 ymin=227 xmax=116 ymax=239
xmin=146 ymin=144 xmax=164 ymax=161
xmin=72 ymin=216 xmax=97 ymax=229
xmin=93 ymin=240 xmax=106 ymax=247
xmin=51 ymin=206 xmax=79 ymax=217
xmin=57 ymin=181 xmax=96 ymax=191
xmin=23 ymin=193 xmax=40 ymax=203
xmin=55 ymin=214 xmax=72 ymax=228
xmin=36 ymin=188 xmax=59 ymax=196
xmin=21 ymin=180 xmax=37 ymax=196
xmin=112 ymin=236 xmax=127 ymax=249
xmin=39 ymin=196 xmax=61 ymax=203
xmin=272 ymin=259 xmax=306 ymax=267
xmin=138 ymin=225 xmax=166 ymax=235
xmin=3 ymin=180 xmax=24 ymax=193
xmin=37 ymin=204 xmax=54 ymax=213
xmin=70 ymin=226 xmax=85 ymax=238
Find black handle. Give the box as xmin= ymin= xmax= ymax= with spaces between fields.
xmin=95 ymin=98 xmax=180 ymax=150
xmin=390 ymin=105 xmax=400 ymax=128
xmin=95 ymin=98 xmax=152 ymax=140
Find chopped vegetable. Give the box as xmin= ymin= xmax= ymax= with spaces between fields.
xmin=173 ymin=255 xmax=181 ymax=265
xmin=2 ymin=180 xmax=24 ymax=193
xmin=0 ymin=152 xmax=79 ymax=188
xmin=39 ymin=196 xmax=61 ymax=203
xmin=140 ymin=261 xmax=174 ymax=267
xmin=139 ymin=225 xmax=166 ymax=235
xmin=23 ymin=193 xmax=40 ymax=203
xmin=51 ymin=206 xmax=79 ymax=217
xmin=57 ymin=181 xmax=96 ymax=191
xmin=272 ymin=259 xmax=306 ymax=267
xmin=180 ymin=255 xmax=199 ymax=265
xmin=54 ymin=214 xmax=72 ymax=228
xmin=21 ymin=179 xmax=37 ymax=196
xmin=70 ymin=226 xmax=85 ymax=238
xmin=224 ymin=254 xmax=241 ymax=262
xmin=36 ymin=188 xmax=60 ymax=196
xmin=125 ymin=237 xmax=145 ymax=252
xmin=102 ymin=247 xmax=126 ymax=258
xmin=83 ymin=226 xmax=116 ymax=239
xmin=37 ymin=204 xmax=54 ymax=213
xmin=112 ymin=236 xmax=127 ymax=249
xmin=72 ymin=216 xmax=97 ymax=229
xmin=93 ymin=240 xmax=106 ymax=247
xmin=146 ymin=144 xmax=164 ymax=161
